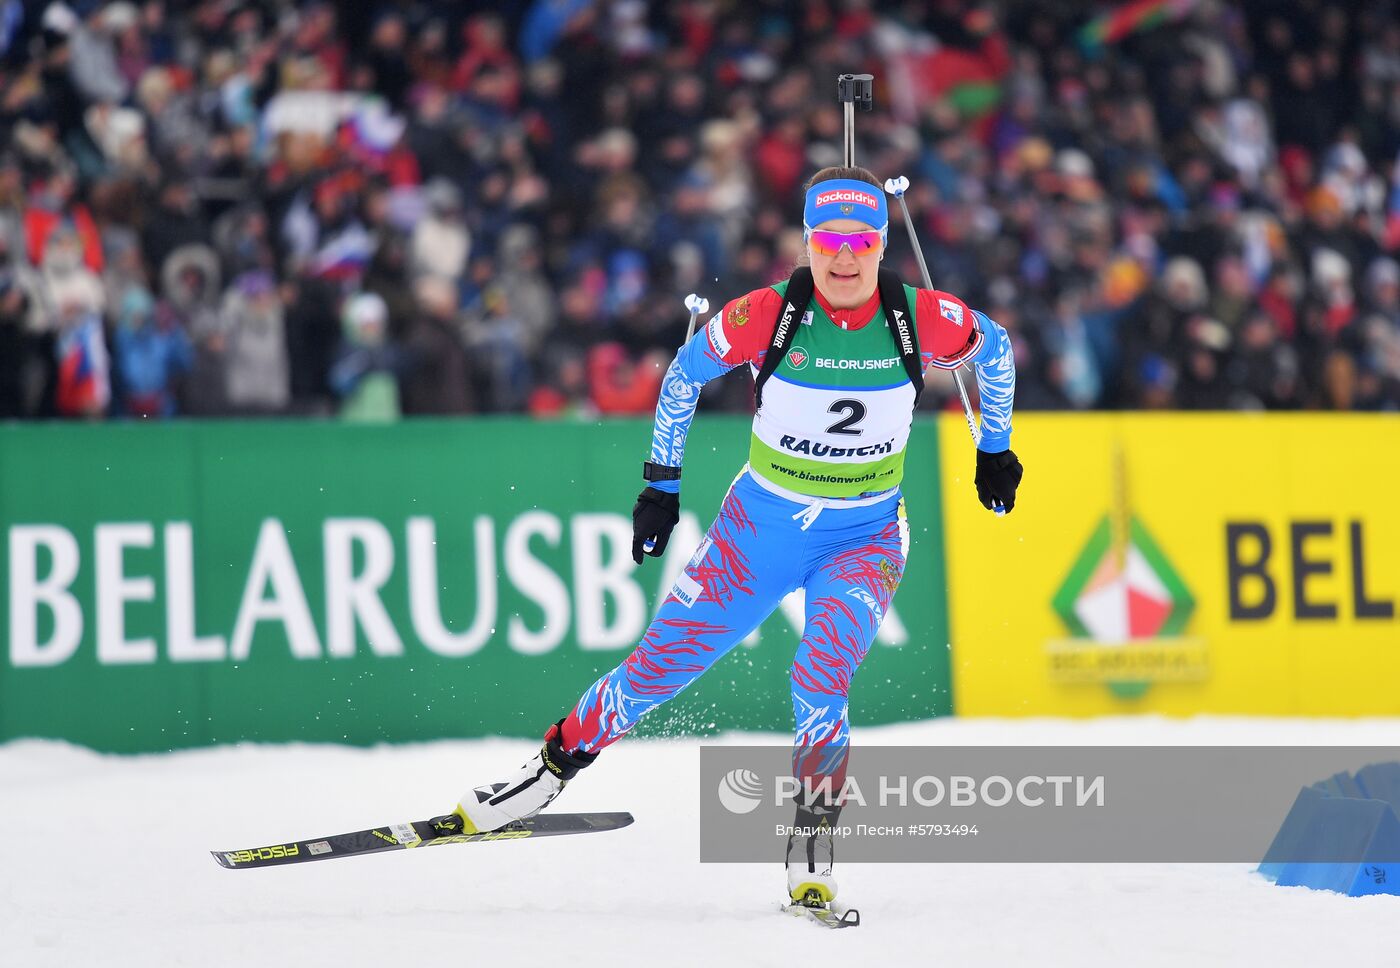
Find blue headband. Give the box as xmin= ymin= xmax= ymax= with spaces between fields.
xmin=803 ymin=178 xmax=888 ymax=241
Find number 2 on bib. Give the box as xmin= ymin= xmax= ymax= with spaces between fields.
xmin=826 ymin=399 xmax=867 ymax=436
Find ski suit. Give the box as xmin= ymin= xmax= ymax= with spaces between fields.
xmin=560 ymin=280 xmax=1016 ymax=786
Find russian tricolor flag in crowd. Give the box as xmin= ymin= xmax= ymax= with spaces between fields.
xmin=55 ymin=314 xmax=111 ymax=417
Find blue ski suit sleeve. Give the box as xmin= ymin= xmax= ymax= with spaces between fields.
xmin=645 ymin=315 xmax=738 ymax=493
xmin=967 ymin=310 xmax=1016 ymax=453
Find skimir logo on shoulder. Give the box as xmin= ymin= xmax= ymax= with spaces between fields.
xmin=1047 ymin=443 xmax=1204 ymax=698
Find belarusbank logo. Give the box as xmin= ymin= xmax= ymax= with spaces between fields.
xmin=1045 ymin=448 xmax=1206 ymax=698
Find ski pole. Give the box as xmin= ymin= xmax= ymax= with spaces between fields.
xmin=642 ymin=293 xmax=709 ymax=557
xmin=883 ymin=175 xmax=979 ymax=444
xmin=883 ymin=175 xmax=1004 ymax=516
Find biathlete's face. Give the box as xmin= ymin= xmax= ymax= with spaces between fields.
xmin=808 ymin=217 xmax=884 ymax=309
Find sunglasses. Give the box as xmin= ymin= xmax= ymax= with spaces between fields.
xmin=807 ymin=229 xmax=884 ymax=257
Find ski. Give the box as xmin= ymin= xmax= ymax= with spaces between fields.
xmin=784 ymin=895 xmax=861 ymax=929
xmin=211 ymin=812 xmax=634 ymax=870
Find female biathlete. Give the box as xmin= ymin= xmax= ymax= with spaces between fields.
xmin=446 ymin=166 xmax=1023 ymax=908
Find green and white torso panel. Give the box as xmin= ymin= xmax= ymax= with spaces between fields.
xmin=748 ymin=283 xmax=917 ymax=498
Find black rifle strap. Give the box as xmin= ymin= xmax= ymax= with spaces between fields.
xmin=876 ymin=268 xmax=924 ymax=405
xmin=752 ymin=266 xmax=814 ymax=411
xmin=753 ymin=266 xmax=925 ymax=410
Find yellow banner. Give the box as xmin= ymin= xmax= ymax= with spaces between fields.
xmin=940 ymin=414 xmax=1400 ymax=716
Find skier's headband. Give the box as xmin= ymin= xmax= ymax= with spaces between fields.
xmin=803 ymin=178 xmax=888 ymax=243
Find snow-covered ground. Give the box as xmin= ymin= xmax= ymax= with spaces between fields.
xmin=4 ymin=717 xmax=1398 ymax=968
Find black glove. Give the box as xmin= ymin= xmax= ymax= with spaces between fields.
xmin=975 ymin=448 xmax=1023 ymax=513
xmin=632 ymin=487 xmax=680 ymax=564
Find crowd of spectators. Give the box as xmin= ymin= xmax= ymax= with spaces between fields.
xmin=0 ymin=0 xmax=1397 ymax=422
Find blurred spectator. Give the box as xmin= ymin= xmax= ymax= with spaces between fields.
xmin=1321 ymin=349 xmax=1358 ymax=410
xmin=0 ymin=267 xmax=38 ymax=416
xmin=402 ymin=273 xmax=472 ymax=414
xmin=142 ymin=181 xmax=207 ymax=282
xmin=411 ymin=178 xmax=469 ymax=281
xmin=69 ymin=3 xmax=130 ymax=106
xmin=528 ymin=346 xmax=596 ymax=417
xmin=40 ymin=222 xmax=103 ymax=317
xmin=216 ymin=270 xmax=290 ymax=414
xmin=331 ymin=291 xmax=405 ymax=422
xmin=0 ymin=0 xmax=1393 ymax=424
xmin=111 ymin=286 xmax=190 ymax=417
xmin=1041 ymin=289 xmax=1103 ymax=409
xmin=283 ymin=275 xmax=340 ymax=412
xmin=24 ymin=167 xmax=101 ymax=274
xmin=1360 ymin=257 xmax=1400 ymax=399
xmin=587 ymin=342 xmax=667 ymax=415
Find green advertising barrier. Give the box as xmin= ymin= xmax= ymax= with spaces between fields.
xmin=0 ymin=417 xmax=950 ymax=752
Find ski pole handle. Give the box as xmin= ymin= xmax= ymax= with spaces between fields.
xmin=683 ymin=293 xmax=709 ymax=344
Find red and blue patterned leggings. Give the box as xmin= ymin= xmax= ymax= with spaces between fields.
xmin=561 ymin=470 xmax=908 ymax=790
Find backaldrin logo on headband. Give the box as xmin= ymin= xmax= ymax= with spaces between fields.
xmin=814 ymin=189 xmax=879 ymax=210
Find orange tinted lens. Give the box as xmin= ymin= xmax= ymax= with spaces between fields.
xmin=809 ymin=230 xmax=882 ymax=256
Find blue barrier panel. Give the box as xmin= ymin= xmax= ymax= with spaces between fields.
xmin=1259 ymin=766 xmax=1400 ymax=896
xmin=1354 ymin=763 xmax=1400 ymax=812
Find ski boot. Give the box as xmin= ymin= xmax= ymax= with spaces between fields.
xmin=452 ymin=719 xmax=598 ymax=833
xmin=785 ymin=798 xmax=841 ymax=906
xmin=784 ymin=797 xmax=860 ymax=928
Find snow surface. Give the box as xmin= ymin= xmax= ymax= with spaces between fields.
xmin=4 ymin=716 xmax=1399 ymax=968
